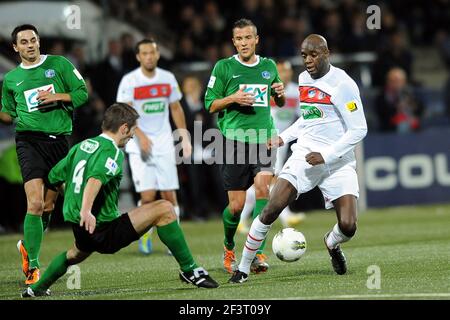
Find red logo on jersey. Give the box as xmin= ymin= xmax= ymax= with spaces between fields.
xmin=134 ymin=84 xmax=171 ymax=100
xmin=299 ymin=86 xmax=331 ymax=105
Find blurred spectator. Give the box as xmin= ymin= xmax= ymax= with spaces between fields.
xmin=373 ymin=30 xmax=414 ymax=87
xmin=67 ymin=44 xmax=90 ymax=76
xmin=121 ymin=32 xmax=139 ymax=73
xmin=375 ymin=67 xmax=424 ymax=133
xmin=173 ymin=36 xmax=202 ymax=63
xmin=72 ymin=78 xmax=105 ymax=145
xmin=92 ymin=39 xmax=125 ymax=107
xmin=49 ymin=40 xmax=65 ymax=55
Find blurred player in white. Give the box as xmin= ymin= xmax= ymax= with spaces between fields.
xmin=116 ymin=39 xmax=191 ymax=254
xmin=230 ymin=34 xmax=368 ymax=283
xmin=238 ymin=60 xmax=304 ymax=233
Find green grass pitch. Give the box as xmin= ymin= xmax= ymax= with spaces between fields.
xmin=1 ymin=204 xmax=449 ymax=300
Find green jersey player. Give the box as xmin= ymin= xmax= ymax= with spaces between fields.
xmin=204 ymin=19 xmax=286 ymax=274
xmin=21 ymin=103 xmax=218 ymax=298
xmin=0 ymin=24 xmax=88 ymax=285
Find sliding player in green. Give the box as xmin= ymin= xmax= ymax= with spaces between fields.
xmin=21 ymin=103 xmax=218 ymax=297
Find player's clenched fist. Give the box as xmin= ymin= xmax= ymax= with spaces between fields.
xmin=305 ymin=152 xmax=325 ymax=166
xmin=271 ymin=82 xmax=285 ymax=98
xmin=233 ymin=85 xmax=255 ymax=106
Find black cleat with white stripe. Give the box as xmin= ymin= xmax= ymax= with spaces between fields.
xmin=228 ymin=270 xmax=248 ymax=284
xmin=179 ymin=267 xmax=219 ymax=288
xmin=324 ymin=232 xmax=347 ymax=275
xmin=21 ymin=287 xmax=51 ymax=298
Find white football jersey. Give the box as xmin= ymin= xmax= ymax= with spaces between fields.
xmin=270 ymin=81 xmax=299 ymax=133
xmin=116 ymin=67 xmax=182 ymax=155
xmin=279 ymin=65 xmax=367 ymax=164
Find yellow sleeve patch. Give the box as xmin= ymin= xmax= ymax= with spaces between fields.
xmin=346 ymin=101 xmax=358 ymax=112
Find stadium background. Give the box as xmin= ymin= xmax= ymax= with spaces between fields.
xmin=0 ymin=0 xmax=449 ymax=232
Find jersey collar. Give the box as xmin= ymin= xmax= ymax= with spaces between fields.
xmin=233 ymin=54 xmax=260 ymax=67
xmin=100 ymin=133 xmax=118 ymax=148
xmin=20 ymin=55 xmax=48 ymax=69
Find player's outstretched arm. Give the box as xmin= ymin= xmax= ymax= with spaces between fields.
xmin=80 ymin=178 xmax=101 ymax=234
xmin=170 ymin=101 xmax=192 ymax=158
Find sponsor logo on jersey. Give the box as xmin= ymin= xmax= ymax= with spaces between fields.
xmin=142 ymin=101 xmax=165 ymax=114
xmin=23 ymin=84 xmax=58 ymax=112
xmin=105 ymin=157 xmax=118 ymax=175
xmin=240 ymin=84 xmax=269 ymax=107
xmin=45 ymin=69 xmax=56 ymax=78
xmin=80 ymin=139 xmax=99 ymax=154
xmin=134 ymin=84 xmax=171 ymax=100
xmin=261 ymin=71 xmax=271 ymax=79
xmin=299 ymin=86 xmax=332 ymax=105
xmin=300 ymin=104 xmax=324 ymax=120
xmin=207 ymin=76 xmax=216 ymax=88
xmin=346 ymin=101 xmax=358 ymax=112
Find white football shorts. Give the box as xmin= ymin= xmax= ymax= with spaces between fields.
xmin=128 ymin=151 xmax=179 ymax=192
xmin=278 ymin=150 xmax=359 ymax=209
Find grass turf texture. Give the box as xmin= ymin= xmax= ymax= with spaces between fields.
xmin=0 ymin=204 xmax=449 ymax=300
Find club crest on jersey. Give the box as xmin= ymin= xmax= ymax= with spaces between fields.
xmin=44 ymin=69 xmax=56 ymax=78
xmin=308 ymin=89 xmax=316 ymax=98
xmin=261 ymin=71 xmax=271 ymax=79
xmin=240 ymin=84 xmax=269 ymax=107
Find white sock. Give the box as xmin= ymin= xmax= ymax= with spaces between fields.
xmin=240 ymin=185 xmax=256 ymax=224
xmin=238 ymin=216 xmax=272 ymax=274
xmin=174 ymin=205 xmax=180 ymax=224
xmin=326 ymin=223 xmax=351 ymax=249
xmin=279 ymin=206 xmax=293 ymax=228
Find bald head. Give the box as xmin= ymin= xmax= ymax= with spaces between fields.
xmin=302 ymin=34 xmax=329 ymax=52
xmin=300 ymin=34 xmax=330 ymax=79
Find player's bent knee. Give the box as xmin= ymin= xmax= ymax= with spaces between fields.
xmin=339 ymin=219 xmax=357 ymax=237
xmin=27 ymin=199 xmax=44 ymax=215
xmin=229 ymin=202 xmax=244 ymax=215
xmin=154 ymin=200 xmax=177 ymax=226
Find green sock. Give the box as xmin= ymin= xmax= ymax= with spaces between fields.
xmin=24 ymin=213 xmax=43 ymax=269
xmin=156 ymin=221 xmax=198 ymax=273
xmin=253 ymin=199 xmax=268 ymax=254
xmin=223 ymin=206 xmax=240 ymax=250
xmin=31 ymin=251 xmax=68 ymax=292
xmin=42 ymin=211 xmax=52 ymax=232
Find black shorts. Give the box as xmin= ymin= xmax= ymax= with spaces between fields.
xmin=15 ymin=131 xmax=69 ymax=185
xmin=72 ymin=213 xmax=140 ymax=254
xmin=220 ymin=138 xmax=276 ymax=191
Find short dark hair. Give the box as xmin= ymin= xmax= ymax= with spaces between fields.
xmin=233 ymin=19 xmax=257 ymax=35
xmin=135 ymin=38 xmax=158 ymax=54
xmin=12 ymin=24 xmax=39 ymax=45
xmin=102 ymin=103 xmax=139 ymax=133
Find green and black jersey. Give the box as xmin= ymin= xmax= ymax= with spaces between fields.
xmin=48 ymin=134 xmax=124 ymax=226
xmin=205 ymin=55 xmax=281 ymax=144
xmin=1 ymin=54 xmax=88 ymax=135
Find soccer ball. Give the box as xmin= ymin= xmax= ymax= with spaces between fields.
xmin=272 ymin=228 xmax=307 ymax=262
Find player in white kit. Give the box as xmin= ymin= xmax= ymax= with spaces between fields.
xmin=117 ymin=39 xmax=191 ymax=254
xmin=229 ymin=34 xmax=368 ymax=283
xmin=238 ymin=60 xmax=302 ymax=233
